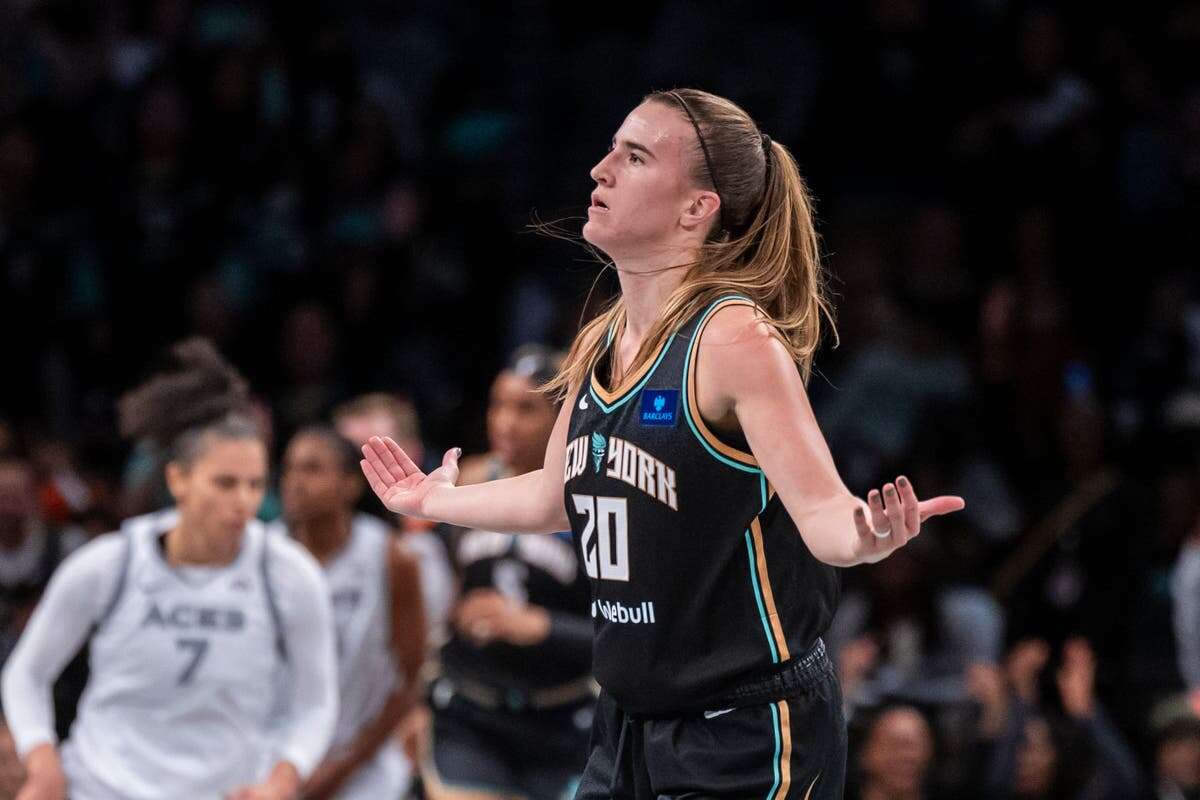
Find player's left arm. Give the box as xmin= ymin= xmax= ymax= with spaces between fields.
xmin=301 ymin=541 xmax=427 ymax=799
xmin=698 ymin=304 xmax=964 ymax=568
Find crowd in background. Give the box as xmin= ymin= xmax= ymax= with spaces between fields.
xmin=1 ymin=0 xmax=1199 ymax=797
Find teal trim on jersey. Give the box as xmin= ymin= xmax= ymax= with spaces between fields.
xmin=681 ymin=294 xmax=762 ymax=474
xmin=588 ymin=332 xmax=678 ymax=414
xmin=745 ymin=530 xmax=781 ymax=664
xmin=767 ymin=702 xmax=783 ymax=800
xmin=759 ymin=474 xmax=769 ymax=513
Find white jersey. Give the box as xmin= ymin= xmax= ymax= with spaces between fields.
xmin=272 ymin=514 xmax=411 ymax=799
xmin=2 ymin=509 xmax=339 ymax=800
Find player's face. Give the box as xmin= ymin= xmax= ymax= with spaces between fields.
xmin=487 ymin=371 xmax=557 ymax=472
xmin=861 ymin=708 xmax=933 ymax=794
xmin=170 ymin=437 xmax=267 ymax=545
xmin=335 ymin=411 xmax=426 ymax=468
xmin=583 ymin=100 xmax=701 ymax=260
xmin=280 ymin=435 xmax=356 ymax=522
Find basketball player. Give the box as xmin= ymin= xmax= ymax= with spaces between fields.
xmin=360 ymin=89 xmax=965 ymax=799
xmin=1 ymin=339 xmax=338 ymax=800
xmin=273 ymin=426 xmax=426 ymax=799
xmin=333 ymin=394 xmax=454 ymax=648
xmin=426 ymin=345 xmax=592 ymax=799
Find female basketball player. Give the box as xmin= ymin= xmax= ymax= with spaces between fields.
xmin=425 ymin=345 xmax=592 ymax=800
xmin=360 ymin=89 xmax=966 ymax=799
xmin=2 ymin=339 xmax=338 ymax=800
xmin=274 ymin=426 xmax=426 ymax=799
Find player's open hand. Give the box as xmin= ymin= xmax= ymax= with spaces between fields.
xmin=360 ymin=436 xmax=461 ymax=519
xmin=851 ymin=475 xmax=964 ymax=564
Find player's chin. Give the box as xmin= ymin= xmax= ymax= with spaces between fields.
xmin=581 ymin=218 xmax=613 ymax=250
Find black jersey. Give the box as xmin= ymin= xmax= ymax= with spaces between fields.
xmin=564 ymin=294 xmax=839 ymax=715
xmin=441 ymin=475 xmax=592 ymax=692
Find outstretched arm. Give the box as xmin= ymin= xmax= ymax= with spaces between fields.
xmin=699 ymin=305 xmax=964 ymax=567
xmin=360 ymin=391 xmax=574 ymax=535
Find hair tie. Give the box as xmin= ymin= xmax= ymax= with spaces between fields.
xmin=761 ymin=133 xmax=772 ymax=154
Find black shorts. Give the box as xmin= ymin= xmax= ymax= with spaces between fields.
xmin=427 ymin=683 xmax=593 ymax=799
xmin=575 ymin=642 xmax=846 ymax=800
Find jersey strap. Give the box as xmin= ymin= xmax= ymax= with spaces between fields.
xmin=681 ymin=294 xmax=762 ymax=472
xmin=95 ymin=531 xmax=133 ymax=632
xmin=260 ymin=533 xmax=289 ymax=662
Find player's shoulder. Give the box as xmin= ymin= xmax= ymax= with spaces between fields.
xmin=699 ymin=298 xmax=775 ymax=344
xmin=698 ymin=300 xmax=789 ymax=367
xmin=64 ymin=530 xmax=129 ymax=568
xmin=49 ymin=530 xmax=130 ymax=596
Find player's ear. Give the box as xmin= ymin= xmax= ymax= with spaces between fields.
xmin=165 ymin=461 xmax=190 ymax=505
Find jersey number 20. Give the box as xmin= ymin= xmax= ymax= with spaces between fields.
xmin=571 ymin=494 xmax=629 ymax=582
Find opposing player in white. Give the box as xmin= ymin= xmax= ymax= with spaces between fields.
xmin=1 ymin=339 xmax=338 ymax=800
xmin=273 ymin=427 xmax=426 ymax=799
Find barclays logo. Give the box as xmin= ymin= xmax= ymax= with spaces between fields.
xmin=639 ymin=389 xmax=679 ymax=427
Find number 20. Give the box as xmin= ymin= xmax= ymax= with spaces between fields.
xmin=572 ymin=494 xmax=629 ymax=581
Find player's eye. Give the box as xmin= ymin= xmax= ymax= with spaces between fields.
xmin=629 ymin=152 xmax=643 ymax=165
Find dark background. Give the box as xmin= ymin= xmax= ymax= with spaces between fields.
xmin=1 ymin=1 xmax=1199 ymax=797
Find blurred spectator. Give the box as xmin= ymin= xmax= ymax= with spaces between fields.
xmin=831 ymin=542 xmax=1004 ymax=713
xmin=851 ymin=704 xmax=936 ymax=800
xmin=981 ymin=639 xmax=1144 ymax=800
xmin=1150 ymin=704 xmax=1200 ymax=800
xmin=0 ymin=457 xmax=86 ymax=665
xmin=0 ymin=456 xmax=89 ymax=797
xmin=1172 ymin=510 xmax=1200 ymax=708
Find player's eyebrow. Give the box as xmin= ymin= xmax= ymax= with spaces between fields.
xmin=612 ymin=137 xmax=656 ymax=160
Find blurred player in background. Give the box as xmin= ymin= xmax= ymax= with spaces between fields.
xmin=274 ymin=426 xmax=426 ymax=799
xmin=334 ymin=394 xmax=454 ymax=647
xmin=423 ymin=345 xmax=593 ymax=800
xmin=1 ymin=339 xmax=338 ymax=800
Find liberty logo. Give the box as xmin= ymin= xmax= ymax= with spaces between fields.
xmin=591 ymin=432 xmax=607 ymax=473
xmin=639 ymin=389 xmax=679 ymax=427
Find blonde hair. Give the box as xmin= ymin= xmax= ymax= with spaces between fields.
xmin=544 ymin=88 xmax=836 ymax=400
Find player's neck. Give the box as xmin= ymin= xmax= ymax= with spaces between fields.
xmin=613 ymin=248 xmax=692 ymax=342
xmin=293 ymin=510 xmax=353 ymax=563
xmin=165 ymin=523 xmax=241 ymax=566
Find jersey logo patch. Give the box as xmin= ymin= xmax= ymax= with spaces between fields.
xmin=639 ymin=389 xmax=679 ymax=427
xmin=579 ymin=394 xmax=589 ymax=410
xmin=591 ymin=432 xmax=607 ymax=473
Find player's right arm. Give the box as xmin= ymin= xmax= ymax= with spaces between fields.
xmin=2 ymin=534 xmax=126 ymax=800
xmin=360 ymin=389 xmax=574 ymax=534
